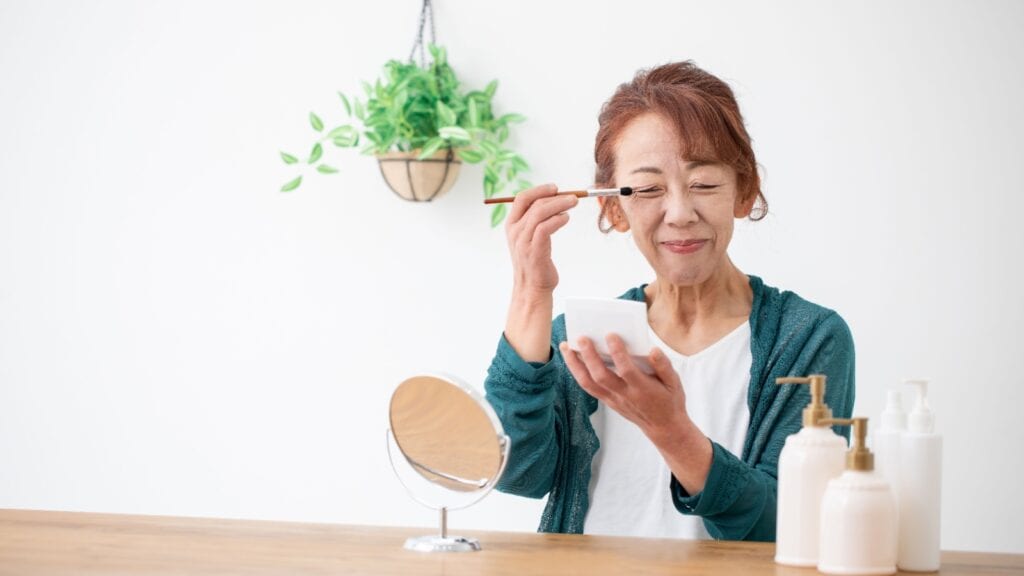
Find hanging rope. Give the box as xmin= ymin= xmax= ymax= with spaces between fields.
xmin=408 ymin=0 xmax=437 ymax=68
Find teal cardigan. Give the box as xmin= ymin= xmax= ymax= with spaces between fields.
xmin=483 ymin=276 xmax=855 ymax=541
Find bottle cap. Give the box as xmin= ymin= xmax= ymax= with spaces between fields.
xmin=776 ymin=375 xmax=832 ymax=427
xmin=823 ymin=417 xmax=874 ymax=471
xmin=905 ymin=379 xmax=934 ymax=434
xmin=880 ymin=384 xmax=907 ymax=431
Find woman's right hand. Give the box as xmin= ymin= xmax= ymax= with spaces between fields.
xmin=506 ymin=184 xmax=579 ymax=295
xmin=503 ymin=184 xmax=578 ymax=363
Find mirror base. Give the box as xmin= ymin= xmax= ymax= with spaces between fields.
xmin=404 ymin=535 xmax=482 ymax=553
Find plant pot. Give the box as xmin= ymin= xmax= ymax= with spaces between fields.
xmin=376 ymin=148 xmax=462 ymax=202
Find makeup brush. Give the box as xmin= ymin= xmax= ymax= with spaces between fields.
xmin=483 ymin=187 xmax=634 ymax=204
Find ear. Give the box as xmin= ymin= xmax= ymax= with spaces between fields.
xmin=734 ymin=190 xmax=756 ymax=219
xmin=599 ymin=196 xmax=631 ymax=232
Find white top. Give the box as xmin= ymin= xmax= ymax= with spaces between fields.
xmin=583 ymin=322 xmax=753 ymax=539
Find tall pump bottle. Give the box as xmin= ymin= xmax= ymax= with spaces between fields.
xmin=873 ymin=383 xmax=907 ymax=498
xmin=899 ymin=379 xmax=942 ymax=572
xmin=818 ymin=417 xmax=899 ymax=576
xmin=774 ymin=375 xmax=848 ymax=567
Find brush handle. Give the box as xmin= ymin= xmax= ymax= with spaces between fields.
xmin=484 ymin=191 xmax=589 ymax=205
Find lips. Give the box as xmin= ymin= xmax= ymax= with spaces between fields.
xmin=661 ymin=239 xmax=708 ymax=254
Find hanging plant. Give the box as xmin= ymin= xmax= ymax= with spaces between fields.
xmin=279 ymin=9 xmax=532 ymax=227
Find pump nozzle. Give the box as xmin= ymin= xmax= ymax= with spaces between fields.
xmin=880 ymin=383 xmax=907 ymax=431
xmin=905 ymin=378 xmax=934 ymax=434
xmin=822 ymin=417 xmax=874 ymax=471
xmin=776 ymin=374 xmax=832 ymax=427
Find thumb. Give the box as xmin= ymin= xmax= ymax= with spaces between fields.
xmin=649 ymin=347 xmax=678 ymax=388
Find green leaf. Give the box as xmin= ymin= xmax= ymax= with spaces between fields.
xmin=467 ymin=98 xmax=479 ymax=128
xmin=338 ymin=92 xmax=352 ymax=116
xmin=354 ymin=100 xmax=365 ymax=120
xmin=280 ymin=176 xmax=302 ymax=192
xmin=308 ymin=143 xmax=323 ymax=164
xmin=479 ymin=139 xmax=500 ymax=157
xmin=483 ymin=172 xmax=497 ymax=197
xmin=484 ymin=79 xmax=498 ymax=98
xmin=512 ymin=156 xmax=530 ymax=172
xmin=436 ymin=101 xmax=456 ymax=127
xmin=490 ymin=203 xmax=507 ymax=228
xmin=333 ymin=135 xmax=358 ymax=147
xmin=310 ymin=112 xmax=324 ymax=132
xmin=417 ymin=137 xmax=445 ymax=159
xmin=439 ymin=126 xmax=471 ymax=142
xmin=317 ymin=164 xmax=339 ymax=174
xmin=327 ymin=125 xmax=356 ymax=139
xmin=280 ymin=151 xmax=299 ymax=165
xmin=498 ymin=113 xmax=527 ymax=125
xmin=457 ymin=148 xmax=484 ymax=163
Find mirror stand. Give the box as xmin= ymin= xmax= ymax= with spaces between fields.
xmin=386 ymin=427 xmax=510 ymax=552
xmin=402 ymin=508 xmax=481 ymax=552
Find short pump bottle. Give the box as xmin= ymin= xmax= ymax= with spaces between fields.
xmin=899 ymin=379 xmax=942 ymax=572
xmin=774 ymin=375 xmax=848 ymax=567
xmin=873 ymin=383 xmax=907 ymax=497
xmin=819 ymin=417 xmax=899 ymax=576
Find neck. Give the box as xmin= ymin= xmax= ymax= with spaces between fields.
xmin=644 ymin=258 xmax=752 ymax=330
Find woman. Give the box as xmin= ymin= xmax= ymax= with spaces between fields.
xmin=483 ymin=61 xmax=854 ymax=541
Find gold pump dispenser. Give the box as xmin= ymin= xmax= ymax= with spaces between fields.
xmin=823 ymin=417 xmax=874 ymax=471
xmin=776 ymin=375 xmax=832 ymax=427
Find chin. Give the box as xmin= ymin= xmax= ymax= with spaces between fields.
xmin=659 ymin=267 xmax=711 ymax=287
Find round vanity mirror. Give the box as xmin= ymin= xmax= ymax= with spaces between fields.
xmin=387 ymin=374 xmax=509 ymax=552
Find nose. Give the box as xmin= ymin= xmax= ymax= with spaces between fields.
xmin=663 ymin=189 xmax=700 ymax=227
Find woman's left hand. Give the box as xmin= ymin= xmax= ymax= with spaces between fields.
xmin=558 ymin=334 xmax=693 ymax=445
xmin=561 ymin=334 xmax=714 ymax=493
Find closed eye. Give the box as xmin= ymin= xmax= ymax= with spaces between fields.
xmin=691 ymin=183 xmax=721 ymax=193
xmin=631 ymin=185 xmax=663 ymax=197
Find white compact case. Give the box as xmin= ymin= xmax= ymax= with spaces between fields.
xmin=564 ymin=298 xmax=654 ymax=373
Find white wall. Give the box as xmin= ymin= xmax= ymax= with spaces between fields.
xmin=1 ymin=0 xmax=1022 ymax=554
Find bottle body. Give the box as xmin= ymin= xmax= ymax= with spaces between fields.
xmin=818 ymin=470 xmax=898 ymax=575
xmin=873 ymin=428 xmax=902 ymax=500
xmin=899 ymin=431 xmax=943 ymax=572
xmin=775 ymin=426 xmax=847 ymax=566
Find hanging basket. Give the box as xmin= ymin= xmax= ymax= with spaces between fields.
xmin=376 ymin=148 xmax=462 ymax=202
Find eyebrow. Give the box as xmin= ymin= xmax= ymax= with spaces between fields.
xmin=629 ymin=161 xmax=715 ymax=175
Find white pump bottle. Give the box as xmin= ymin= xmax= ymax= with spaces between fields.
xmin=873 ymin=383 xmax=907 ymax=498
xmin=899 ymin=379 xmax=942 ymax=572
xmin=774 ymin=375 xmax=848 ymax=567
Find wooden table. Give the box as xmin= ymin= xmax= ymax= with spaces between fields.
xmin=1 ymin=509 xmax=1022 ymax=575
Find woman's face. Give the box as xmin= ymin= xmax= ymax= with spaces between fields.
xmin=608 ymin=113 xmax=752 ymax=286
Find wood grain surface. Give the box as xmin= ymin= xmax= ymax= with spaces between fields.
xmin=1 ymin=509 xmax=1022 ymax=575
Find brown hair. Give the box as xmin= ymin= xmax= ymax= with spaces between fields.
xmin=595 ymin=61 xmax=767 ymax=232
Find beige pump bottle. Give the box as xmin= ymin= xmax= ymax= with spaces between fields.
xmin=818 ymin=417 xmax=899 ymax=576
xmin=774 ymin=375 xmax=848 ymax=567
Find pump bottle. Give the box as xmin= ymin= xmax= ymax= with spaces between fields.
xmin=873 ymin=383 xmax=906 ymax=495
xmin=899 ymin=379 xmax=942 ymax=572
xmin=774 ymin=375 xmax=848 ymax=567
xmin=819 ymin=417 xmax=899 ymax=575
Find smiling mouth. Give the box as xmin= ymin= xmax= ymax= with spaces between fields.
xmin=661 ymin=239 xmax=708 ymax=254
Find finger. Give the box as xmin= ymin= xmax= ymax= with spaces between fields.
xmin=521 ymin=194 xmax=578 ymax=234
xmin=606 ymin=333 xmax=644 ymax=382
xmin=510 ymin=195 xmax=578 ymax=251
xmin=576 ymin=337 xmax=625 ymax=395
xmin=648 ymin=347 xmax=680 ymax=391
xmin=559 ymin=342 xmax=613 ymax=400
xmin=531 ymin=211 xmax=571 ymax=245
xmin=507 ymin=183 xmax=558 ymax=226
